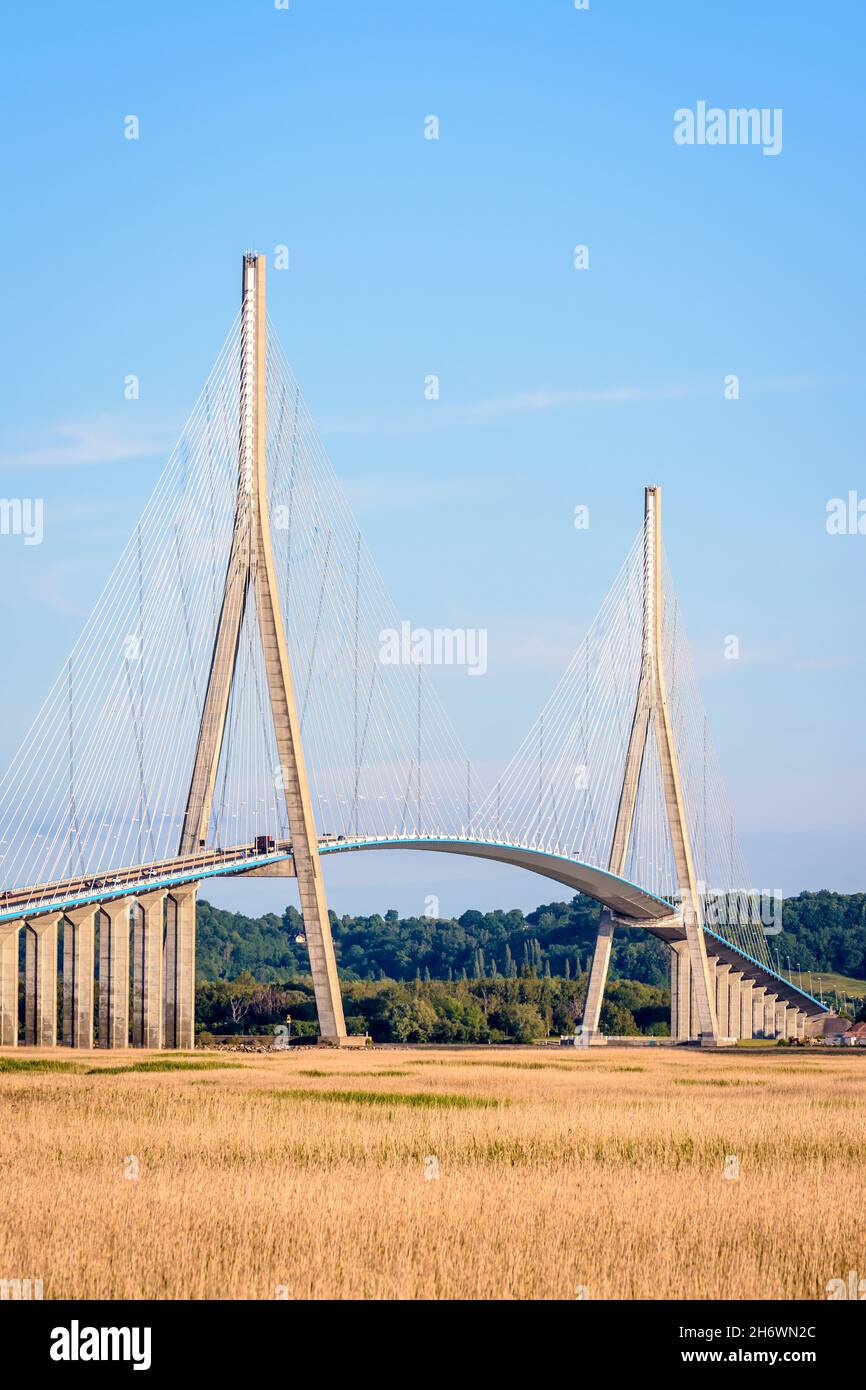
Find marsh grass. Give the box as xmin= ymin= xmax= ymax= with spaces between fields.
xmin=1 ymin=1045 xmax=863 ymax=1300
xmin=673 ymin=1077 xmax=766 ymax=1088
xmin=406 ymin=1058 xmax=645 ymax=1072
xmin=297 ymin=1069 xmax=411 ymax=1078
xmin=272 ymin=1087 xmax=502 ymax=1109
xmin=0 ymin=1058 xmax=84 ymax=1074
xmin=85 ymin=1060 xmax=243 ymax=1075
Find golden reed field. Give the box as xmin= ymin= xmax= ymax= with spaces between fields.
xmin=1 ymin=1045 xmax=864 ymax=1301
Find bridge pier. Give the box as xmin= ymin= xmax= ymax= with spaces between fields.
xmin=689 ymin=972 xmax=700 ymax=1040
xmin=784 ymin=1005 xmax=799 ymax=1040
xmin=763 ymin=993 xmax=778 ymax=1039
xmin=670 ymin=942 xmax=691 ymax=1041
xmin=582 ymin=910 xmax=615 ymax=1042
xmin=0 ymin=920 xmax=21 ymax=1045
xmin=795 ymin=1011 xmax=807 ymax=1041
xmin=25 ymin=914 xmax=61 ymax=1046
xmin=63 ymin=907 xmax=95 ymax=1048
xmin=728 ymin=971 xmax=743 ymax=1041
xmin=751 ymin=985 xmax=767 ymax=1037
xmin=164 ymin=885 xmax=196 ymax=1049
xmin=99 ymin=898 xmax=132 ymax=1049
xmin=739 ymin=977 xmax=754 ymax=1039
xmin=132 ymin=892 xmax=165 ymax=1048
xmin=714 ymin=962 xmax=732 ymax=1039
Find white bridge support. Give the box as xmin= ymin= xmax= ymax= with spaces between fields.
xmin=739 ymin=977 xmax=754 ymax=1040
xmin=99 ymin=898 xmax=132 ymax=1049
xmin=715 ymin=962 xmax=732 ymax=1039
xmin=751 ymin=985 xmax=767 ymax=1037
xmin=0 ymin=921 xmax=21 ymax=1046
xmin=582 ymin=486 xmax=720 ymax=1045
xmin=670 ymin=941 xmax=691 ymax=1041
xmin=164 ymin=886 xmax=196 ymax=1050
xmin=133 ymin=891 xmax=165 ymax=1049
xmin=778 ymin=1000 xmax=795 ymax=1045
xmin=728 ymin=972 xmax=743 ymax=1041
xmin=63 ymin=906 xmax=95 ymax=1049
xmin=25 ymin=914 xmax=60 ymax=1047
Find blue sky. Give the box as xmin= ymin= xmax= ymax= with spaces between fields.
xmin=0 ymin=0 xmax=863 ymax=916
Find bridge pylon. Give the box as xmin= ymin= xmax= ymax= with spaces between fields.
xmin=179 ymin=253 xmax=347 ymax=1044
xmin=581 ymin=486 xmax=720 ymax=1046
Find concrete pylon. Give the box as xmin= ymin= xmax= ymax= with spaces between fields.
xmin=715 ymin=962 xmax=731 ymax=1038
xmin=582 ymin=487 xmax=719 ymax=1044
xmin=670 ymin=941 xmax=691 ymax=1041
xmin=751 ymin=985 xmax=767 ymax=1037
xmin=689 ymin=971 xmax=699 ymax=1040
xmin=795 ymin=1011 xmax=807 ymax=1041
xmin=25 ymin=915 xmax=61 ymax=1046
xmin=728 ymin=971 xmax=743 ymax=1041
xmin=0 ymin=920 xmax=21 ymax=1045
xmin=739 ymin=977 xmax=754 ymax=1040
xmin=774 ymin=999 xmax=789 ymax=1040
xmin=132 ymin=891 xmax=164 ymax=1048
xmin=63 ymin=906 xmax=95 ymax=1048
xmin=763 ymin=992 xmax=778 ymax=1039
xmin=582 ymin=911 xmax=615 ymax=1044
xmin=177 ymin=254 xmax=346 ymax=1044
xmin=99 ymin=898 xmax=132 ymax=1048
xmin=784 ymin=1005 xmax=799 ymax=1040
xmin=164 ymin=885 xmax=196 ymax=1049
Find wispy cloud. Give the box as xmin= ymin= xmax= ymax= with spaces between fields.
xmin=0 ymin=413 xmax=174 ymax=471
xmin=320 ymin=374 xmax=846 ymax=439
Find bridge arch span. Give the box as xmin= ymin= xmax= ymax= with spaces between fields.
xmin=315 ymin=836 xmax=676 ymax=924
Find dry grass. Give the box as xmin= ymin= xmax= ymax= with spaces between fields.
xmin=0 ymin=1044 xmax=864 ymax=1300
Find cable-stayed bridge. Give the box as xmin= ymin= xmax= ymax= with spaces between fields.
xmin=0 ymin=255 xmax=827 ymax=1050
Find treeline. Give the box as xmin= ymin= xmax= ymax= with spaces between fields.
xmin=196 ymin=889 xmax=866 ymax=988
xmin=765 ymin=892 xmax=866 ymax=978
xmin=197 ymin=973 xmax=670 ymax=1043
xmin=196 ymin=894 xmax=671 ymax=986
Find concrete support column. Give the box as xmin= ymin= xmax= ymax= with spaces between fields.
xmin=581 ymin=910 xmax=614 ymax=1042
xmin=714 ymin=962 xmax=731 ymax=1038
xmin=99 ymin=899 xmax=132 ymax=1049
xmin=774 ymin=999 xmax=789 ymax=1040
xmin=763 ymin=993 xmax=778 ymax=1039
xmin=165 ymin=884 xmax=196 ymax=1049
xmin=0 ymin=921 xmax=22 ymax=1045
xmin=25 ymin=915 xmax=61 ymax=1046
xmin=62 ymin=907 xmax=95 ymax=1049
xmin=751 ymin=985 xmax=767 ymax=1037
xmin=132 ymin=892 xmax=165 ymax=1049
xmin=784 ymin=1005 xmax=799 ymax=1040
xmin=795 ymin=1011 xmax=807 ymax=1041
xmin=728 ymin=972 xmax=743 ymax=1040
xmin=670 ymin=942 xmax=691 ymax=1041
xmin=739 ymin=977 xmax=754 ymax=1040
